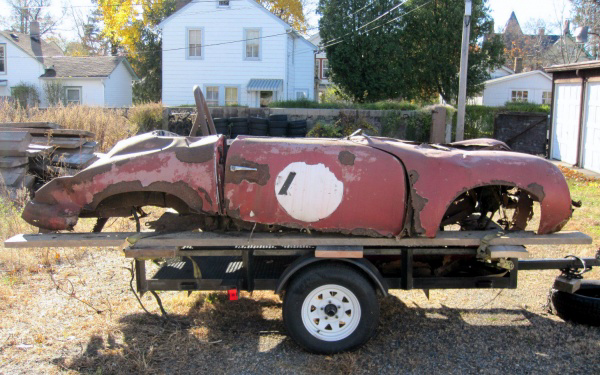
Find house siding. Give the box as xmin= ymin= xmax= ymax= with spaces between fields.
xmin=161 ymin=0 xmax=314 ymax=107
xmin=0 ymin=34 xmax=45 ymax=104
xmin=481 ymin=73 xmax=552 ymax=107
xmin=58 ymin=79 xmax=105 ymax=106
xmin=292 ymin=36 xmax=315 ymax=100
xmin=104 ymin=62 xmax=133 ymax=107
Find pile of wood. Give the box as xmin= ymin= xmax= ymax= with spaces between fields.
xmin=0 ymin=122 xmax=98 ymax=196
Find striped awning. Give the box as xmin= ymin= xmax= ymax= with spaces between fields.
xmin=247 ymin=79 xmax=283 ymax=91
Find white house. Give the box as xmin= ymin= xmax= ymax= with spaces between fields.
xmin=158 ymin=0 xmax=317 ymax=108
xmin=308 ymin=33 xmax=331 ymax=101
xmin=0 ymin=24 xmax=137 ymax=107
xmin=489 ymin=66 xmax=514 ymax=79
xmin=471 ymin=70 xmax=553 ymax=107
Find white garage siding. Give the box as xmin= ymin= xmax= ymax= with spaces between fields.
xmin=551 ymin=83 xmax=581 ymax=165
xmin=58 ymin=79 xmax=105 ymax=106
xmin=480 ymin=71 xmax=552 ymax=107
xmin=582 ymin=81 xmax=600 ymax=173
xmin=104 ymin=62 xmax=133 ymax=107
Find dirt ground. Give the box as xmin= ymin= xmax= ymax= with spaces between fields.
xmin=1 ymin=174 xmax=599 ymax=374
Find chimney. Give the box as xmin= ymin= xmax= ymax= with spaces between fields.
xmin=514 ymin=57 xmax=523 ymax=73
xmin=563 ymin=20 xmax=570 ymax=35
xmin=30 ymin=21 xmax=40 ymax=39
xmin=539 ymin=28 xmax=545 ymax=37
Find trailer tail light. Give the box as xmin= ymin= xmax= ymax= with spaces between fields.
xmin=228 ymin=289 xmax=238 ymax=301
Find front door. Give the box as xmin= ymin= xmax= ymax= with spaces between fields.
xmin=260 ymin=91 xmax=273 ymax=107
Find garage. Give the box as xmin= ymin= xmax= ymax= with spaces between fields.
xmin=547 ymin=61 xmax=600 ymax=174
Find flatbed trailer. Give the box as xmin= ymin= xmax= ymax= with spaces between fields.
xmin=5 ymin=229 xmax=599 ymax=353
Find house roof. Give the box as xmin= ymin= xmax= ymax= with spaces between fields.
xmin=484 ymin=70 xmax=552 ymax=85
xmin=0 ymin=30 xmax=63 ymax=63
xmin=39 ymin=56 xmax=139 ymax=80
xmin=545 ymin=60 xmax=600 ymax=72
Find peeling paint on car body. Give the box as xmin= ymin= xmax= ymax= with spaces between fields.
xmin=224 ymin=137 xmax=408 ymax=237
xmin=23 ymin=133 xmax=225 ymax=231
xmin=357 ymin=136 xmax=572 ymax=237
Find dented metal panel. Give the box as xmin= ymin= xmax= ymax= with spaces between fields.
xmin=223 ymin=137 xmax=407 ymax=237
xmin=23 ymin=133 xmax=225 ymax=231
xmin=359 ymin=136 xmax=572 ymax=238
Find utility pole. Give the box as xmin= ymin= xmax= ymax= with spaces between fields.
xmin=455 ymin=0 xmax=472 ymax=142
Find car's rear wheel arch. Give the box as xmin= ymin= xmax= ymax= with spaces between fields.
xmin=84 ymin=190 xmax=197 ymax=218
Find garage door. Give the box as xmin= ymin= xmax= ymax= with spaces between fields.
xmin=551 ymin=83 xmax=581 ymax=165
xmin=582 ymin=81 xmax=600 ymax=173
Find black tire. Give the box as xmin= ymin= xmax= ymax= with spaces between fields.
xmin=288 ymin=120 xmax=307 ymax=129
xmin=213 ymin=118 xmax=228 ymax=125
xmin=248 ymin=117 xmax=268 ymax=125
xmin=283 ymin=263 xmax=380 ymax=354
xmin=229 ymin=117 xmax=248 ymax=123
xmin=249 ymin=123 xmax=268 ymax=131
xmin=551 ymin=280 xmax=600 ymax=326
xmin=288 ymin=128 xmax=307 ymax=137
xmin=269 ymin=114 xmax=288 ymax=122
xmin=249 ymin=130 xmax=268 ymax=136
xmin=268 ymin=120 xmax=288 ymax=129
xmin=269 ymin=128 xmax=287 ymax=137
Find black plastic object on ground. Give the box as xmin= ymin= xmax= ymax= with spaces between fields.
xmin=268 ymin=120 xmax=288 ymax=137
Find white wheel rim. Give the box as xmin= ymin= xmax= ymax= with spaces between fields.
xmin=301 ymin=284 xmax=361 ymax=342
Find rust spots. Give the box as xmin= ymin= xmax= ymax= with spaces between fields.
xmin=175 ymin=143 xmax=214 ymax=164
xmin=407 ymin=170 xmax=428 ymax=234
xmin=226 ymin=155 xmax=270 ymax=186
xmin=338 ymin=151 xmax=356 ymax=166
xmin=526 ymin=182 xmax=545 ymax=201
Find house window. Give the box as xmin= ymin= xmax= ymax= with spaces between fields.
xmin=321 ymin=59 xmax=330 ymax=79
xmin=65 ymin=87 xmax=81 ymax=105
xmin=225 ymin=87 xmax=238 ymax=106
xmin=0 ymin=44 xmax=5 ymax=73
xmin=511 ymin=90 xmax=528 ymax=102
xmin=218 ymin=0 xmax=230 ymax=6
xmin=206 ymin=86 xmax=219 ymax=106
xmin=542 ymin=91 xmax=552 ymax=105
xmin=244 ymin=29 xmax=260 ymax=60
xmin=188 ymin=29 xmax=203 ymax=58
xmin=295 ymin=90 xmax=308 ymax=100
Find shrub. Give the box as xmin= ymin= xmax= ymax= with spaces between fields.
xmin=10 ymin=82 xmax=40 ymax=108
xmin=381 ymin=109 xmax=432 ymax=142
xmin=269 ymin=99 xmax=419 ymax=110
xmin=306 ymin=122 xmax=341 ymax=138
xmin=43 ymin=81 xmax=65 ymax=107
xmin=129 ymin=102 xmax=164 ymax=133
xmin=334 ymin=112 xmax=378 ymax=136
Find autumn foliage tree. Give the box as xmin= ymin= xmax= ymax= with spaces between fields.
xmin=258 ymin=0 xmax=309 ymax=32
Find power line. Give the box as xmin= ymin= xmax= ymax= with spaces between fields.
xmin=17 ymin=0 xmax=244 ymax=9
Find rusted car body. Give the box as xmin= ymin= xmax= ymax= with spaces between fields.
xmin=23 ymin=131 xmax=573 ymax=238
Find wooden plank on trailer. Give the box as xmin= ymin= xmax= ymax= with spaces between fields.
xmin=0 ymin=128 xmax=94 ymax=138
xmin=0 ymin=132 xmax=31 ymax=157
xmin=315 ymin=246 xmax=363 ymax=258
xmin=30 ymin=136 xmax=86 ymax=149
xmin=0 ymin=122 xmax=60 ymax=129
xmin=123 ymin=247 xmax=178 ymax=258
xmin=489 ymin=245 xmax=529 ymax=259
xmin=26 ymin=144 xmax=54 ymax=157
xmin=3 ymin=230 xmax=592 ymax=249
xmin=0 ymin=157 xmax=28 ymax=168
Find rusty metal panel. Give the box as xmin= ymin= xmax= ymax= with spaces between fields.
xmin=362 ymin=137 xmax=572 ymax=238
xmin=23 ymin=133 xmax=225 ymax=230
xmin=223 ymin=137 xmax=407 ymax=237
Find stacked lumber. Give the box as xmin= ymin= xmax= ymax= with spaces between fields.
xmin=0 ymin=122 xmax=99 ymax=195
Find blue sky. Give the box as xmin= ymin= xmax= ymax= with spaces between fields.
xmin=0 ymin=0 xmax=575 ymax=41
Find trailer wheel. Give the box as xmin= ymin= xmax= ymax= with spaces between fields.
xmin=283 ymin=263 xmax=379 ymax=354
xmin=551 ymin=280 xmax=600 ymax=326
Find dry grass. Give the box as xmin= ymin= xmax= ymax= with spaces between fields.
xmin=0 ymin=173 xmax=598 ymax=374
xmin=0 ymin=101 xmax=139 ymax=152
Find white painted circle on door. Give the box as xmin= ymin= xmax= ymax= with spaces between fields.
xmin=274 ymin=162 xmax=343 ymax=222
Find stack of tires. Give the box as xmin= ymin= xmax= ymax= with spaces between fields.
xmin=248 ymin=117 xmax=269 ymax=136
xmin=229 ymin=117 xmax=249 ymax=139
xmin=213 ymin=118 xmax=229 ymax=136
xmin=288 ymin=120 xmax=307 ymax=138
xmin=268 ymin=114 xmax=288 ymax=137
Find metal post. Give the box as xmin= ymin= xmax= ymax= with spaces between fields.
xmin=455 ymin=0 xmax=472 ymax=142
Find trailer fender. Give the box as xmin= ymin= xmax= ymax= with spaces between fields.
xmin=275 ymin=255 xmax=388 ymax=296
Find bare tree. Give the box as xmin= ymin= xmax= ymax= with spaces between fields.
xmin=5 ymin=0 xmax=62 ymax=35
xmin=570 ymin=0 xmax=600 ymax=59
